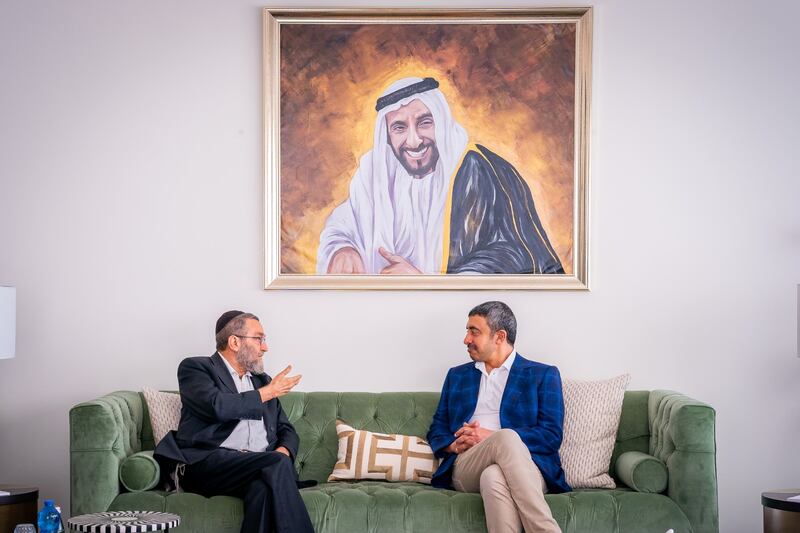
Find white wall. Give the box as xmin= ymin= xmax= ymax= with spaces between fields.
xmin=1 ymin=0 xmax=798 ymax=531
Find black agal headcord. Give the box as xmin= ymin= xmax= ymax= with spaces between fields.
xmin=375 ymin=77 xmax=440 ymax=112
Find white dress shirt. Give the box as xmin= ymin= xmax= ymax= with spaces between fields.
xmin=219 ymin=354 xmax=269 ymax=452
xmin=469 ymin=351 xmax=516 ymax=431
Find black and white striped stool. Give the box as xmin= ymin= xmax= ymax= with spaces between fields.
xmin=67 ymin=511 xmax=180 ymax=532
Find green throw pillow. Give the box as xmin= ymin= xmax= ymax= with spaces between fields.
xmin=119 ymin=450 xmax=160 ymax=492
xmin=615 ymin=451 xmax=668 ymax=493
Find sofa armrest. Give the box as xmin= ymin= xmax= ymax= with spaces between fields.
xmin=70 ymin=391 xmax=145 ymax=516
xmin=615 ymin=450 xmax=668 ymax=493
xmin=649 ymin=390 xmax=718 ymax=533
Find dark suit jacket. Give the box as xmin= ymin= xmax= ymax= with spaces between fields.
xmin=426 ymin=354 xmax=571 ymax=493
xmin=154 ymin=352 xmax=299 ymax=467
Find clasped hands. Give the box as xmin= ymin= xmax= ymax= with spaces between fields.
xmin=447 ymin=421 xmax=495 ymax=455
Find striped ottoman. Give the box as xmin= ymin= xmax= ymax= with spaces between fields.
xmin=68 ymin=511 xmax=180 ymax=532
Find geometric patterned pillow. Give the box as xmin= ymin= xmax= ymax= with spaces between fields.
xmin=141 ymin=387 xmax=182 ymax=446
xmin=559 ymin=374 xmax=631 ymax=489
xmin=328 ymin=420 xmax=439 ymax=484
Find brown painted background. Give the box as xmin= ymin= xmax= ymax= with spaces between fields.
xmin=279 ymin=22 xmax=576 ymax=274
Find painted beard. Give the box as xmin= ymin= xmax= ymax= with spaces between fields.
xmin=393 ymin=141 xmax=440 ymax=177
xmin=236 ymin=343 xmax=264 ymax=374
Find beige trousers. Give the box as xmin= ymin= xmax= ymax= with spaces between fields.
xmin=452 ymin=429 xmax=561 ymax=533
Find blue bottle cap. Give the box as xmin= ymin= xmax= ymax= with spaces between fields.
xmin=44 ymin=499 xmax=54 ymax=505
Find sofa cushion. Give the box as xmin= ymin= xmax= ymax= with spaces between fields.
xmin=328 ymin=420 xmax=438 ymax=484
xmin=141 ymin=387 xmax=181 ymax=445
xmin=615 ymin=451 xmax=668 ymax=493
xmin=119 ymin=450 xmax=160 ymax=492
xmin=560 ymin=374 xmax=630 ymax=489
xmin=109 ymin=482 xmax=692 ymax=533
xmin=109 ymin=490 xmax=243 ymax=533
xmin=548 ymin=489 xmax=692 ymax=533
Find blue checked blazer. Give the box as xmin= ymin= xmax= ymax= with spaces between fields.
xmin=426 ymin=354 xmax=571 ymax=493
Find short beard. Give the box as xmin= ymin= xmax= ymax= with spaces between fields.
xmin=393 ymin=142 xmax=440 ymax=177
xmin=236 ymin=344 xmax=264 ymax=375
xmin=467 ymin=343 xmax=489 ymax=363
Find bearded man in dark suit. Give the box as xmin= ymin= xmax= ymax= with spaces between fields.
xmin=155 ymin=310 xmax=313 ymax=533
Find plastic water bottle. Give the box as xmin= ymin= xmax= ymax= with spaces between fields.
xmin=55 ymin=505 xmax=65 ymax=533
xmin=37 ymin=499 xmax=61 ymax=533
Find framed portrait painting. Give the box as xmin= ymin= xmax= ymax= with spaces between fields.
xmin=264 ymin=8 xmax=591 ymax=290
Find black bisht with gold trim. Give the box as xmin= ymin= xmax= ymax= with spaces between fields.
xmin=446 ymin=145 xmax=565 ymax=275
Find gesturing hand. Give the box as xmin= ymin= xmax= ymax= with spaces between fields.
xmin=259 ymin=365 xmax=301 ymax=402
xmin=378 ymin=247 xmax=422 ymax=275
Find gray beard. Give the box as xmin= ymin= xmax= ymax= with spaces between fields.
xmin=236 ymin=346 xmax=264 ymax=375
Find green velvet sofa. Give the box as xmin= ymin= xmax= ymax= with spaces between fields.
xmin=70 ymin=390 xmax=718 ymax=533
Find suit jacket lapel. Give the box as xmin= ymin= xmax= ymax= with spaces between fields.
xmin=211 ymin=352 xmax=238 ymax=394
xmin=499 ymin=355 xmax=523 ymax=425
xmin=461 ymin=366 xmax=482 ymax=423
xmin=251 ymin=373 xmax=275 ymax=443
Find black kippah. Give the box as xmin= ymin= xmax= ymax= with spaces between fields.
xmin=216 ymin=310 xmax=245 ymax=334
xmin=375 ymin=77 xmax=440 ymax=112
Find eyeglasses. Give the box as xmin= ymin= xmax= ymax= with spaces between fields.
xmin=234 ymin=335 xmax=267 ymax=344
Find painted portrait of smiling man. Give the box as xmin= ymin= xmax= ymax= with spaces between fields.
xmin=267 ymin=9 xmax=591 ymax=289
xmin=318 ymin=76 xmax=563 ymax=277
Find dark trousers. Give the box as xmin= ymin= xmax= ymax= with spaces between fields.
xmin=182 ymin=448 xmax=314 ymax=533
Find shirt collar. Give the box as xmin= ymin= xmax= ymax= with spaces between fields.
xmin=218 ymin=351 xmax=251 ymax=378
xmin=475 ymin=350 xmax=516 ymax=376
xmin=502 ymin=351 xmax=517 ymax=370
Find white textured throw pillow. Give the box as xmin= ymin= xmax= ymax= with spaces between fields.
xmin=559 ymin=374 xmax=630 ymax=489
xmin=141 ymin=387 xmax=182 ymax=446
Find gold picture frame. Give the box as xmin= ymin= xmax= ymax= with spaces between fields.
xmin=264 ymin=7 xmax=591 ymax=290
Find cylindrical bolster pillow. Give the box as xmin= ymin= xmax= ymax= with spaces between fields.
xmin=119 ymin=450 xmax=160 ymax=492
xmin=615 ymin=451 xmax=668 ymax=493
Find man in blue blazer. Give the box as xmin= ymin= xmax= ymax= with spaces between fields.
xmin=427 ymin=301 xmax=570 ymax=533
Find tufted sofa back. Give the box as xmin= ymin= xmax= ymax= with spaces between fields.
xmin=137 ymin=390 xmax=654 ymax=483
